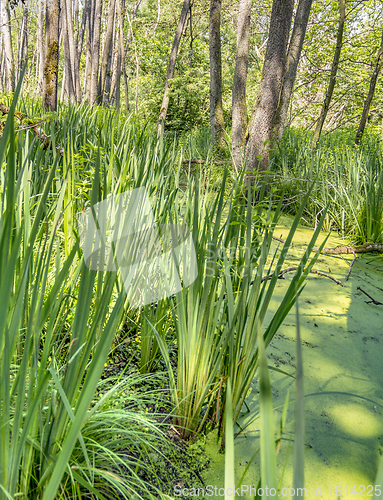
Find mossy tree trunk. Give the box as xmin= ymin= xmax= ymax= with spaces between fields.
xmin=244 ymin=0 xmax=294 ymax=191
xmin=271 ymin=0 xmax=313 ymax=142
xmin=209 ymin=0 xmax=225 ymax=152
xmin=43 ymin=0 xmax=60 ymax=112
xmin=312 ymin=0 xmax=345 ymax=148
xmin=355 ymin=29 xmax=383 ymax=145
xmin=232 ymin=0 xmax=251 ymax=170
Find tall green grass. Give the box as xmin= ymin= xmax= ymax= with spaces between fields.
xmin=271 ymin=129 xmax=383 ymax=244
xmin=151 ymin=163 xmax=326 ymax=440
xmin=0 ymin=91 xmax=182 ymax=499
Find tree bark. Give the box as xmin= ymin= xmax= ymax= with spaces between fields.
xmin=157 ymin=0 xmax=190 ymax=137
xmin=62 ymin=0 xmax=75 ymax=102
xmin=244 ymin=0 xmax=294 ymax=189
xmin=271 ymin=0 xmax=313 ymax=142
xmin=209 ymin=0 xmax=225 ymax=151
xmin=43 ymin=0 xmax=60 ymax=112
xmin=78 ymin=0 xmax=89 ymax=65
xmin=90 ymin=0 xmax=102 ymax=104
xmin=312 ymin=0 xmax=345 ymax=147
xmin=355 ymin=30 xmax=383 ymax=145
xmin=115 ymin=0 xmax=126 ymax=110
xmin=1 ymin=0 xmax=15 ymax=92
xmin=37 ymin=0 xmax=45 ymax=92
xmin=84 ymin=0 xmax=93 ymax=99
xmin=18 ymin=3 xmax=28 ymax=80
xmin=65 ymin=0 xmax=81 ymax=102
xmin=99 ymin=0 xmax=116 ymax=104
xmin=232 ymin=0 xmax=251 ymax=170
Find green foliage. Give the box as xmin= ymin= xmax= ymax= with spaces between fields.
xmin=271 ymin=128 xmax=383 ymax=244
xmin=0 ymin=93 xmax=189 ymax=500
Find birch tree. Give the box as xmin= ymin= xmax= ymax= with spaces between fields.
xmin=1 ymin=0 xmax=15 ymax=92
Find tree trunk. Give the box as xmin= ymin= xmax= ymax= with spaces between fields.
xmin=271 ymin=0 xmax=313 ymax=141
xmin=43 ymin=0 xmax=60 ymax=112
xmin=209 ymin=0 xmax=225 ymax=151
xmin=312 ymin=0 xmax=345 ymax=147
xmin=157 ymin=0 xmax=190 ymax=137
xmin=37 ymin=0 xmax=45 ymax=92
xmin=232 ymin=0 xmax=251 ymax=170
xmin=62 ymin=0 xmax=75 ymax=103
xmin=1 ymin=0 xmax=15 ymax=92
xmin=103 ymin=11 xmax=115 ymax=105
xmin=115 ymin=0 xmax=126 ymax=110
xmin=244 ymin=0 xmax=294 ymax=189
xmin=78 ymin=0 xmax=89 ymax=64
xmin=355 ymin=30 xmax=383 ymax=145
xmin=99 ymin=0 xmax=116 ymax=104
xmin=66 ymin=0 xmax=81 ymax=102
xmin=18 ymin=4 xmax=28 ymax=79
xmin=90 ymin=0 xmax=102 ymax=104
xmin=84 ymin=0 xmax=93 ymax=99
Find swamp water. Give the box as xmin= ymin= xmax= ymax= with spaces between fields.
xmin=204 ymin=217 xmax=383 ymax=499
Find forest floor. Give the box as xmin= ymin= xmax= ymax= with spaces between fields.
xmin=203 ymin=216 xmax=383 ymax=499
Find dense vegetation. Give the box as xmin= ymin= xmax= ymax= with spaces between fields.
xmin=1 ymin=0 xmax=383 ymax=498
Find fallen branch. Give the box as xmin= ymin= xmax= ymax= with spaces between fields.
xmin=319 ymin=243 xmax=383 ymax=254
xmin=0 ymin=102 xmax=64 ymax=156
xmin=272 ymin=236 xmax=383 ymax=254
xmin=357 ymin=286 xmax=383 ymax=306
xmin=345 ymin=249 xmax=357 ymax=281
xmin=261 ymin=266 xmax=344 ymax=286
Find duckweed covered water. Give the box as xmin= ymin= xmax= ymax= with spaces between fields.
xmin=204 ymin=216 xmax=383 ymax=499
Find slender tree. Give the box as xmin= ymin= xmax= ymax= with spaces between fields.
xmin=99 ymin=0 xmax=116 ymax=104
xmin=65 ymin=0 xmax=81 ymax=102
xmin=312 ymin=0 xmax=346 ymax=147
xmin=244 ymin=0 xmax=294 ymax=189
xmin=355 ymin=29 xmax=383 ymax=145
xmin=62 ymin=0 xmax=75 ymax=102
xmin=37 ymin=0 xmax=44 ymax=91
xmin=43 ymin=0 xmax=60 ymax=111
xmin=271 ymin=0 xmax=313 ymax=141
xmin=209 ymin=0 xmax=225 ymax=151
xmin=157 ymin=0 xmax=191 ymax=137
xmin=90 ymin=0 xmax=102 ymax=103
xmin=232 ymin=0 xmax=251 ymax=170
xmin=18 ymin=3 xmax=28 ymax=80
xmin=1 ymin=0 xmax=15 ymax=92
xmin=84 ymin=0 xmax=93 ymax=99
